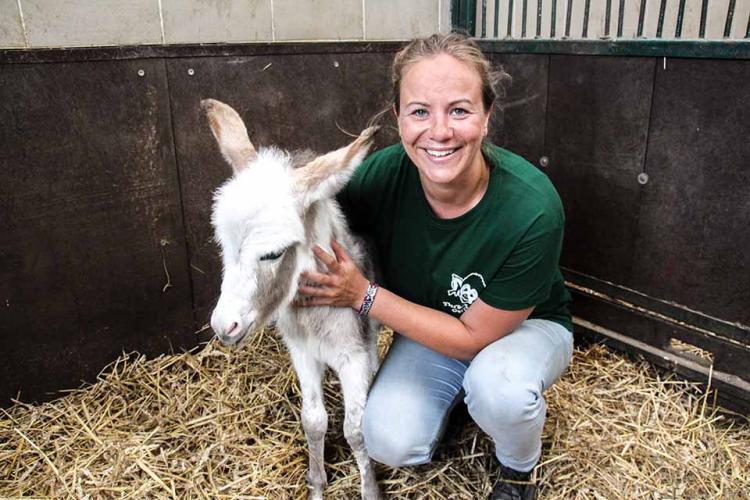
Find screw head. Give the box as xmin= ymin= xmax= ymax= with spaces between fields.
xmin=333 ymin=61 xmax=340 ymax=68
xmin=137 ymin=69 xmax=145 ymax=77
xmin=187 ymin=68 xmax=195 ymax=76
xmin=539 ymin=156 xmax=549 ymax=168
xmin=637 ymin=173 xmax=649 ymax=185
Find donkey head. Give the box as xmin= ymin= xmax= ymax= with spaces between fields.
xmin=202 ymin=99 xmax=377 ymax=346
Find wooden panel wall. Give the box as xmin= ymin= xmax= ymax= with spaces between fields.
xmin=0 ymin=43 xmax=748 ymax=410
xmin=0 ymin=45 xmax=401 ymax=405
xmin=545 ymin=55 xmax=655 ymax=285
xmin=166 ymin=51 xmax=397 ymax=335
xmin=0 ymin=59 xmax=194 ymax=404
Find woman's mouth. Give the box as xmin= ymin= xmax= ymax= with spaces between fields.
xmin=424 ymin=147 xmax=459 ymax=158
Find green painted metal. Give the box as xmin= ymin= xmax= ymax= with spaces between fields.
xmin=536 ymin=0 xmax=543 ymax=38
xmin=451 ymin=0 xmax=477 ymax=35
xmin=699 ymin=0 xmax=709 ymax=38
xmin=481 ymin=0 xmax=487 ymax=38
xmin=724 ymin=0 xmax=736 ymax=38
xmin=551 ymin=0 xmax=558 ymax=37
xmin=676 ymin=0 xmax=686 ymax=37
xmin=582 ymin=0 xmax=591 ymax=38
xmin=657 ymin=0 xmax=667 ymax=38
xmin=637 ymin=0 xmax=647 ymax=38
xmin=605 ymin=0 xmax=612 ymax=37
xmin=494 ymin=0 xmax=500 ymax=37
xmin=457 ymin=0 xmax=750 ymax=57
xmin=477 ymin=39 xmax=750 ymax=60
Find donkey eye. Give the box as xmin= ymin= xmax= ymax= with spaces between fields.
xmin=259 ymin=249 xmax=286 ymax=261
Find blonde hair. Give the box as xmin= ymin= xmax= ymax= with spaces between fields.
xmin=392 ymin=32 xmax=511 ymax=113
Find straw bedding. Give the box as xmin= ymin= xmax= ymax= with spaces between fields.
xmin=1 ymin=328 xmax=748 ymax=499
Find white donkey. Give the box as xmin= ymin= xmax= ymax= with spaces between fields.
xmin=203 ymin=99 xmax=381 ymax=499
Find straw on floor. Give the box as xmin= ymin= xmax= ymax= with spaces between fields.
xmin=1 ymin=328 xmax=748 ymax=499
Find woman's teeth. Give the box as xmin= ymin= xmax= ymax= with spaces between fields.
xmin=426 ymin=148 xmax=457 ymax=158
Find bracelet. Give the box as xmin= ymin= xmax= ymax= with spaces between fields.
xmin=357 ymin=282 xmax=379 ymax=317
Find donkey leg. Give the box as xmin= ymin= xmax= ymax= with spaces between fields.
xmin=288 ymin=346 xmax=328 ymax=500
xmin=336 ymin=353 xmax=381 ymax=500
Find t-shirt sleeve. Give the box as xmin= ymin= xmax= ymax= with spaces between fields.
xmin=480 ymin=212 xmax=565 ymax=311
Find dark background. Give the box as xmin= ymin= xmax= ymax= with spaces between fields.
xmin=1 ymin=43 xmax=748 ymax=407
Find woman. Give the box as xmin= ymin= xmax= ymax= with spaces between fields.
xmin=298 ymin=33 xmax=573 ymax=500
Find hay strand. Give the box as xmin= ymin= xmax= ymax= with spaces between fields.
xmin=1 ymin=328 xmax=748 ymax=499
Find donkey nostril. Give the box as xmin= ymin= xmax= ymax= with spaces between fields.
xmin=228 ymin=322 xmax=240 ymax=336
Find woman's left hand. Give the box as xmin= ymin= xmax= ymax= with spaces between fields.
xmin=297 ymin=240 xmax=370 ymax=310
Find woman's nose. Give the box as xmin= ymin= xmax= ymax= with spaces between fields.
xmin=429 ymin=115 xmax=453 ymax=141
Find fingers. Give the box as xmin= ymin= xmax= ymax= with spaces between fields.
xmin=330 ymin=239 xmax=350 ymax=264
xmin=297 ymin=284 xmax=336 ymax=298
xmin=297 ymin=240 xmax=360 ymax=310
xmin=295 ymin=296 xmax=336 ymax=307
xmin=296 ymin=270 xmax=338 ymax=309
xmin=301 ymin=270 xmax=336 ymax=286
xmin=312 ymin=240 xmax=351 ymax=270
xmin=312 ymin=244 xmax=339 ymax=270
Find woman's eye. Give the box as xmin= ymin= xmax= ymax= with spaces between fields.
xmin=450 ymin=108 xmax=469 ymax=117
xmin=259 ymin=249 xmax=285 ymax=261
xmin=412 ymin=108 xmax=428 ymax=118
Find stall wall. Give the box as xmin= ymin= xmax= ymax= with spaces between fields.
xmin=1 ymin=42 xmax=748 ymax=409
xmin=0 ymin=0 xmax=452 ymax=48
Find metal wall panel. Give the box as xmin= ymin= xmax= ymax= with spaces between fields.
xmin=0 ymin=59 xmax=194 ymax=404
xmin=488 ymin=53 xmax=549 ymax=166
xmin=166 ymin=52 xmax=397 ymax=335
xmin=633 ymin=58 xmax=750 ymax=326
xmin=1 ymin=41 xmax=748 ymax=410
xmin=544 ymin=55 xmax=655 ymax=284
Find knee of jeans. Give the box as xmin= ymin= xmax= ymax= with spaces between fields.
xmin=463 ymin=363 xmax=544 ymax=426
xmin=362 ymin=396 xmax=434 ymax=467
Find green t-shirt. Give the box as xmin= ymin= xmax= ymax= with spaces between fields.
xmin=339 ymin=142 xmax=572 ymax=332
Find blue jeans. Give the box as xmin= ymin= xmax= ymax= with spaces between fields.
xmin=362 ymin=319 xmax=574 ymax=472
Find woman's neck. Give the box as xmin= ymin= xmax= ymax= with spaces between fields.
xmin=420 ymin=157 xmax=490 ymax=220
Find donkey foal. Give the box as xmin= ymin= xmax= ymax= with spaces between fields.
xmin=203 ymin=99 xmax=380 ymax=500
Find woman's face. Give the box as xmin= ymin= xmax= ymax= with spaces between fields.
xmin=397 ymin=53 xmax=491 ymax=189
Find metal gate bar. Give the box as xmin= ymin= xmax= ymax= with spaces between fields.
xmin=456 ymin=0 xmax=750 ymax=40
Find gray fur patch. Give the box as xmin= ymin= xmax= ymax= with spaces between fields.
xmin=255 ymin=245 xmax=298 ymax=327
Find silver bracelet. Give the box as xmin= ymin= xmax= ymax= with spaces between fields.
xmin=357 ymin=282 xmax=379 ymax=317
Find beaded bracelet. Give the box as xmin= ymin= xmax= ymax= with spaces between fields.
xmin=357 ymin=282 xmax=379 ymax=317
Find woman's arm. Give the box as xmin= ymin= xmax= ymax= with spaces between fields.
xmin=298 ymin=240 xmax=533 ymax=360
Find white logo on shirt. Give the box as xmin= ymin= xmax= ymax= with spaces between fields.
xmin=442 ymin=272 xmax=486 ymax=314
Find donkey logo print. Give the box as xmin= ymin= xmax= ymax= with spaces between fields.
xmin=443 ymin=272 xmax=486 ymax=314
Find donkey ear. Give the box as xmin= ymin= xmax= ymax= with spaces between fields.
xmin=292 ymin=126 xmax=379 ymax=207
xmin=201 ymin=98 xmax=257 ymax=174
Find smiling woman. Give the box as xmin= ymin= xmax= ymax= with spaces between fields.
xmin=297 ymin=33 xmax=572 ymax=500
xmin=397 ymin=52 xmax=492 ymax=218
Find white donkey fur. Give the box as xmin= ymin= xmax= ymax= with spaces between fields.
xmin=203 ymin=98 xmax=381 ymax=500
